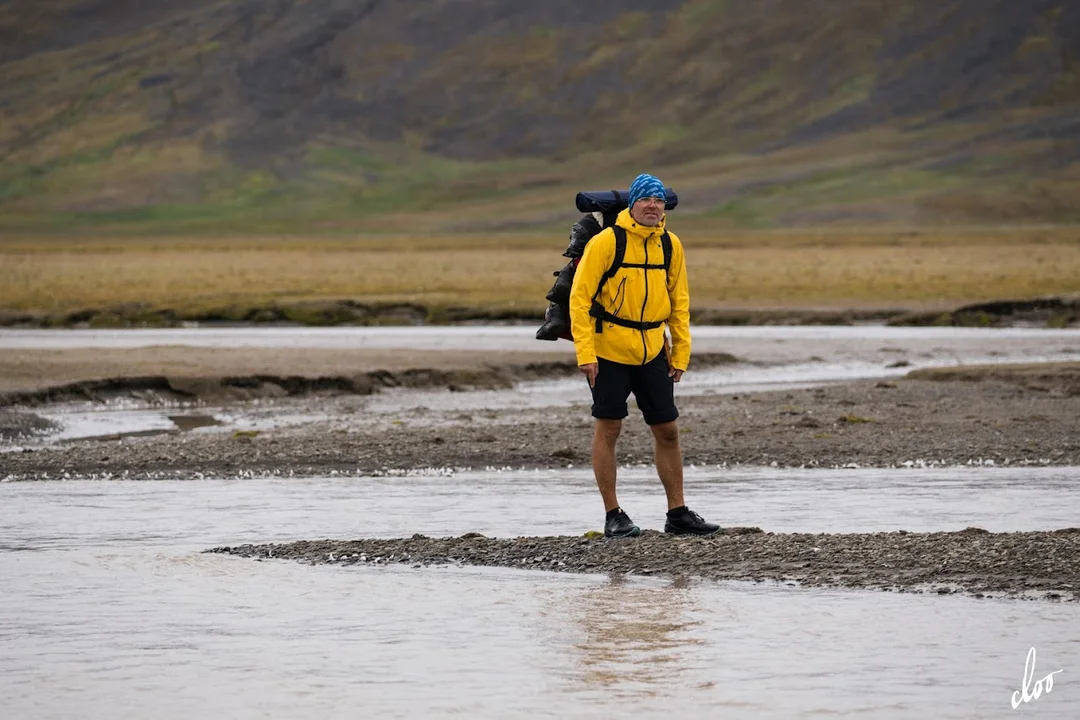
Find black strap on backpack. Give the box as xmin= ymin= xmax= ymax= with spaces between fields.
xmin=589 ymin=226 xmax=672 ymax=333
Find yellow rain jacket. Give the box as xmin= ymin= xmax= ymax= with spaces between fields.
xmin=569 ymin=208 xmax=691 ymax=370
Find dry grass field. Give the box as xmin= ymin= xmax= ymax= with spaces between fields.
xmin=2 ymin=228 xmax=1078 ymax=319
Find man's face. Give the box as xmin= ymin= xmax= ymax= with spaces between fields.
xmin=630 ymin=196 xmax=664 ymax=226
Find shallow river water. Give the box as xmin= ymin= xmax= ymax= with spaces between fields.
xmin=2 ymin=467 xmax=1078 ymax=719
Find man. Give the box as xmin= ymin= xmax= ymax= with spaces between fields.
xmin=569 ymin=172 xmax=720 ymax=538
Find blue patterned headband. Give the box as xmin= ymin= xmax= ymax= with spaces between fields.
xmin=628 ymin=173 xmax=666 ymax=209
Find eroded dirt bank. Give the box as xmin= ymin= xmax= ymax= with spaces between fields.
xmin=0 ymin=409 xmax=57 ymax=440
xmin=209 ymin=527 xmax=1080 ymax=602
xmin=0 ymin=346 xmax=578 ymax=401
xmin=0 ymin=346 xmax=735 ymax=405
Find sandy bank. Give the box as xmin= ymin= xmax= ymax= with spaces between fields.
xmin=0 ymin=346 xmax=738 ymax=405
xmin=0 ymin=346 xmax=568 ymax=396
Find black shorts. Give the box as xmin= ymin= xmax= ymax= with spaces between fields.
xmin=589 ymin=351 xmax=678 ymax=425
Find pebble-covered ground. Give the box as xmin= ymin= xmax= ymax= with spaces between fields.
xmin=210 ymin=527 xmax=1080 ymax=602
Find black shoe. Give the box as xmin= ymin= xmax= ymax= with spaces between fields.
xmin=664 ymin=506 xmax=721 ymax=536
xmin=604 ymin=508 xmax=641 ymax=538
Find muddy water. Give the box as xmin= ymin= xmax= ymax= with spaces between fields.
xmin=2 ymin=468 xmax=1078 ymax=719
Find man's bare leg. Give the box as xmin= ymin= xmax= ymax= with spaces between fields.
xmin=651 ymin=420 xmax=685 ymax=510
xmin=592 ymin=419 xmax=622 ymax=511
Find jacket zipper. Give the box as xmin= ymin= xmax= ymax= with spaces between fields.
xmin=639 ymin=234 xmax=652 ymax=365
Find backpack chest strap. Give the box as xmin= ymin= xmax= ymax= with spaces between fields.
xmin=619 ymin=262 xmax=667 ymax=270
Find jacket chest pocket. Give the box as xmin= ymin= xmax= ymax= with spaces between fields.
xmin=605 ymin=272 xmax=631 ymax=312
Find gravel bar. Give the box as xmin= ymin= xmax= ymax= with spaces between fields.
xmin=209 ymin=527 xmax=1080 ymax=602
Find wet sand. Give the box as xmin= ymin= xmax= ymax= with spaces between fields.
xmin=210 ymin=527 xmax=1080 ymax=602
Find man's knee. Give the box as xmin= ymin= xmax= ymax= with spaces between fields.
xmin=594 ymin=419 xmax=622 ymax=445
xmin=650 ymin=421 xmax=680 ymax=447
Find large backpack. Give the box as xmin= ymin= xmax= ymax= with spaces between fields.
xmin=536 ymin=187 xmax=678 ymax=342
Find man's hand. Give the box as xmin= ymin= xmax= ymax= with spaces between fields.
xmin=663 ymin=334 xmax=682 ymax=383
xmin=580 ymin=362 xmax=598 ymax=388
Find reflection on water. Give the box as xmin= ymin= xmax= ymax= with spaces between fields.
xmin=1 ymin=472 xmax=1078 ymax=719
xmin=571 ymin=575 xmax=704 ymax=697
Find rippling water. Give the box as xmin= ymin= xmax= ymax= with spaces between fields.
xmin=2 ymin=468 xmax=1078 ymax=719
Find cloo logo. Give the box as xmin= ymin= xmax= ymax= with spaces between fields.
xmin=1011 ymin=647 xmax=1064 ymax=709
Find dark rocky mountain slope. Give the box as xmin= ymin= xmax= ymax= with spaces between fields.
xmin=2 ymin=0 xmax=1078 ymax=231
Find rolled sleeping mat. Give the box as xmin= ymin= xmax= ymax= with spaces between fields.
xmin=575 ymin=187 xmax=679 ymax=214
